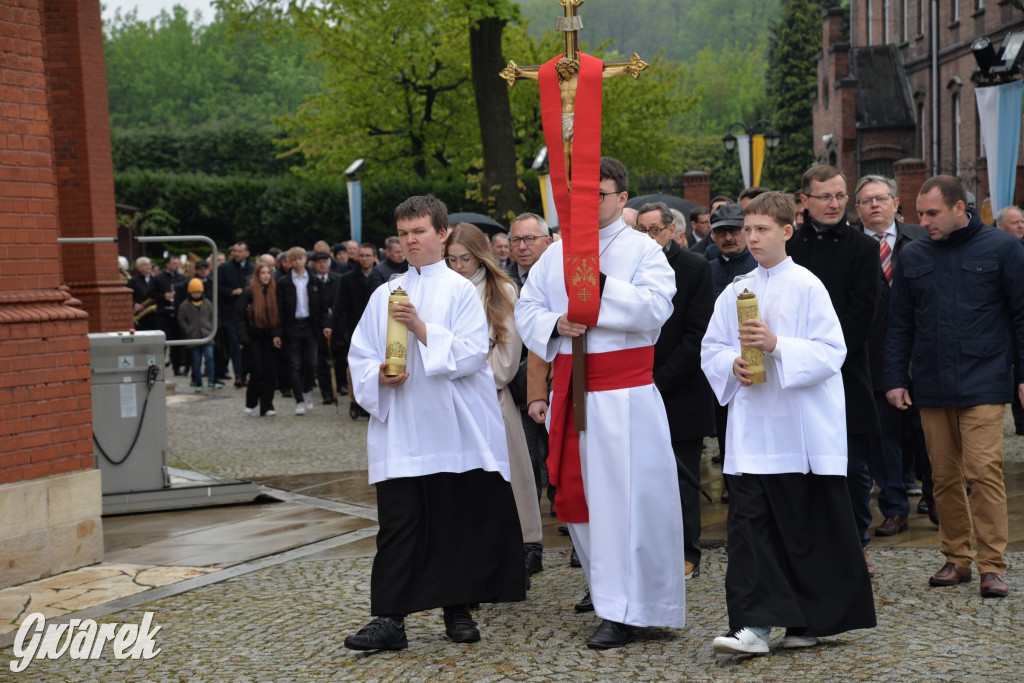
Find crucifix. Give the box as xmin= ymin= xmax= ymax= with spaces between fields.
xmin=500 ymin=0 xmax=648 ymax=431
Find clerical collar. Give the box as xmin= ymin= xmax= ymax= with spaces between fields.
xmin=599 ymin=217 xmax=626 ymax=235
xmin=756 ymin=255 xmax=795 ymax=278
xmin=408 ymin=259 xmax=448 ymax=277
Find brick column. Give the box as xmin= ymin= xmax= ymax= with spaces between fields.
xmin=42 ymin=0 xmax=131 ymax=332
xmin=681 ymin=171 xmax=711 ymax=209
xmin=894 ymin=158 xmax=927 ymax=225
xmin=1 ymin=0 xmax=104 ymax=589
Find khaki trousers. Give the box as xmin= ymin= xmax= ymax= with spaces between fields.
xmin=919 ymin=405 xmax=1007 ymax=574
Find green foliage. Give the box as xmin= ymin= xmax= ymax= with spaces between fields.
xmin=111 ymin=122 xmax=294 ymax=176
xmin=764 ymin=0 xmax=822 ymax=191
xmin=104 ymin=6 xmax=320 ymax=128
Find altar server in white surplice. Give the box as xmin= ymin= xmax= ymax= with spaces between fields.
xmin=344 ymin=196 xmax=525 ymax=653
xmin=516 ymin=158 xmax=685 ymax=650
xmin=701 ymin=192 xmax=875 ymax=658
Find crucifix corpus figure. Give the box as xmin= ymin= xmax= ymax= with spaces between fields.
xmin=500 ymin=0 xmax=647 ymax=431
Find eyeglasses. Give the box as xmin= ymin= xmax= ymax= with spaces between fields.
xmin=855 ymin=193 xmax=895 ymax=206
xmin=598 ymin=190 xmax=623 ymax=203
xmin=509 ymin=235 xmax=544 ymax=247
xmin=711 ymin=226 xmax=743 ymax=236
xmin=634 ymin=225 xmax=670 ymax=236
xmin=446 ymin=255 xmax=478 ymax=265
xmin=805 ymin=193 xmax=849 ymax=203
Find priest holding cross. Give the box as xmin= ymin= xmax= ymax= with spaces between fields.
xmin=510 ymin=1 xmax=687 ymax=650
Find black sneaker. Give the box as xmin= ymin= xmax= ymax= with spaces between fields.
xmin=443 ymin=611 xmax=480 ymax=644
xmin=343 ymin=617 xmax=408 ymax=651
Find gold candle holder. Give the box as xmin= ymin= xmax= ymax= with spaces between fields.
xmin=384 ymin=286 xmax=410 ymax=376
xmin=736 ymin=289 xmax=766 ymax=385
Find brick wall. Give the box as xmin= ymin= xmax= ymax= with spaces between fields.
xmin=43 ymin=0 xmax=132 ymax=331
xmin=0 ymin=0 xmax=95 ymax=486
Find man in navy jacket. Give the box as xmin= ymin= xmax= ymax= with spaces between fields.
xmin=885 ymin=175 xmax=1024 ymax=599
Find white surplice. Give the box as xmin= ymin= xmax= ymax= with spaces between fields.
xmin=700 ymin=257 xmax=848 ymax=476
xmin=348 ymin=260 xmax=510 ymax=485
xmin=516 ymin=218 xmax=686 ymax=628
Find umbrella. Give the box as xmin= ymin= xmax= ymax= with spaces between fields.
xmin=447 ymin=212 xmax=505 ymax=237
xmin=626 ymin=194 xmax=697 ymax=230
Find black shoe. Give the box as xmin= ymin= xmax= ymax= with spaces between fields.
xmin=917 ymin=497 xmax=930 ymax=514
xmin=349 ymin=403 xmax=360 ymax=420
xmin=557 ymin=525 xmax=569 ymax=536
xmin=574 ymin=591 xmax=593 ymax=612
xmin=569 ymin=549 xmax=581 ymax=568
xmin=281 ymin=390 xmax=292 ymax=398
xmin=443 ymin=611 xmax=480 ymax=644
xmin=525 ymin=543 xmax=543 ymax=575
xmin=586 ymin=619 xmax=634 ymax=649
xmin=323 ymin=397 xmax=335 ymax=405
xmin=343 ymin=617 xmax=407 ymax=651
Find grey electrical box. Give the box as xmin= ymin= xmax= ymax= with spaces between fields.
xmin=89 ymin=330 xmax=168 ymax=494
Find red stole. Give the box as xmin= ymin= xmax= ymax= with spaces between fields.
xmin=547 ymin=346 xmax=655 ymax=523
xmin=538 ymin=53 xmax=603 ymax=327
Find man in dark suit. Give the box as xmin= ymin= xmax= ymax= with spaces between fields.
xmin=637 ymin=202 xmax=716 ymax=579
xmin=855 ymin=175 xmax=927 ymax=537
xmin=277 ymin=246 xmax=331 ymax=415
xmin=309 ymin=251 xmax=343 ymax=404
xmin=689 ymin=207 xmax=712 ymax=254
xmin=333 ymin=242 xmax=377 ymax=419
xmin=788 ymin=165 xmax=882 ymax=577
xmin=129 ymin=256 xmax=159 ymax=331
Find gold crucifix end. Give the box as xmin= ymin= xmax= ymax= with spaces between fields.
xmin=624 ymin=53 xmax=649 ymax=79
xmin=500 ymin=60 xmax=521 ymax=87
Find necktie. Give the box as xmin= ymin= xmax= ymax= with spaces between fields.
xmin=877 ymin=234 xmax=893 ymax=286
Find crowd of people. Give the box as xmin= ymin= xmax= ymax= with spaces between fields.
xmin=123 ymin=159 xmax=1024 ymax=656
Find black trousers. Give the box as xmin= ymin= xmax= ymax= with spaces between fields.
xmin=725 ymin=473 xmax=876 ymax=636
xmin=244 ymin=335 xmax=277 ymax=415
xmin=285 ymin=321 xmax=317 ymax=402
xmin=370 ymin=470 xmax=526 ymax=616
xmin=315 ymin=331 xmax=334 ymax=400
xmin=674 ymin=437 xmax=703 ymax=566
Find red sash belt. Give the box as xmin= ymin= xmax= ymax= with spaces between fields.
xmin=547 ymin=346 xmax=655 ymax=523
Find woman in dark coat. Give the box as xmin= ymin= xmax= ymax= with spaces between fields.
xmin=236 ymin=262 xmax=282 ymax=416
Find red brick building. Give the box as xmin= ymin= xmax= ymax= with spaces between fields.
xmin=814 ymin=1 xmax=1024 ymax=222
xmin=1 ymin=0 xmax=131 ymax=588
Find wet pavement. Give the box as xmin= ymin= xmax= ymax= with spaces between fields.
xmin=1 ymin=385 xmax=1022 ymax=681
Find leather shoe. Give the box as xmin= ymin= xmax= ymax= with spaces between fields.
xmin=443 ymin=610 xmax=480 ymax=643
xmin=863 ymin=549 xmax=875 ymax=578
xmin=524 ymin=543 xmax=543 ymax=575
xmin=929 ymin=562 xmax=972 ymax=586
xmin=586 ymin=619 xmax=634 ymax=649
xmin=720 ymin=486 xmax=730 ymax=504
xmin=875 ymin=515 xmax=909 ymax=536
xmin=980 ymin=572 xmax=1009 ymax=598
xmin=574 ymin=591 xmax=594 ymax=612
xmin=569 ymin=549 xmax=581 ymax=567
xmin=343 ymin=617 xmax=408 ymax=651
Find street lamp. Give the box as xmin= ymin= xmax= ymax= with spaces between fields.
xmin=345 ymin=158 xmax=365 ymax=243
xmin=721 ymin=119 xmax=781 ymax=190
xmin=531 ymin=146 xmax=560 ymax=229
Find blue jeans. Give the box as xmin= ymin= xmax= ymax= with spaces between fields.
xmin=191 ymin=344 xmax=215 ymax=387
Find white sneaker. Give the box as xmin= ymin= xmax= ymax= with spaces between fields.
xmin=265 ymin=410 xmax=276 ymax=417
xmin=244 ymin=407 xmax=256 ymax=416
xmin=782 ymin=634 xmax=818 ymax=649
xmin=295 ymin=403 xmax=307 ymax=415
xmin=712 ymin=628 xmax=769 ymax=655
xmin=304 ymin=400 xmax=315 ymax=412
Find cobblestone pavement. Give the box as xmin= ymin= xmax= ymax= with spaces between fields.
xmin=1 ymin=546 xmax=1021 ymax=681
xmin=2 ymin=388 xmax=1021 ymax=681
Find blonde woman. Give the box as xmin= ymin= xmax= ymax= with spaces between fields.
xmin=446 ymin=223 xmax=544 ymax=581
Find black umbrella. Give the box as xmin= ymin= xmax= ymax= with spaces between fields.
xmin=626 ymin=194 xmax=697 ymax=230
xmin=447 ymin=212 xmax=505 ymax=237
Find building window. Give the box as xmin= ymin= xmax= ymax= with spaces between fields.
xmin=977 ymin=0 xmax=985 ymax=11
xmin=952 ymin=93 xmax=962 ymax=176
xmin=885 ymin=0 xmax=891 ymax=43
xmin=920 ymin=0 xmax=926 ymax=35
xmin=952 ymin=0 xmax=959 ymax=23
xmin=902 ymin=0 xmax=909 ymax=42
xmin=917 ymin=101 xmax=927 ymax=162
xmin=868 ymin=1 xmax=874 ymax=44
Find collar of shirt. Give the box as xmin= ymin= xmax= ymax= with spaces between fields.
xmin=863 ymin=222 xmax=896 ymax=243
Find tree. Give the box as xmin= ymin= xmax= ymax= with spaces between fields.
xmin=764 ymin=0 xmax=822 ymax=191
